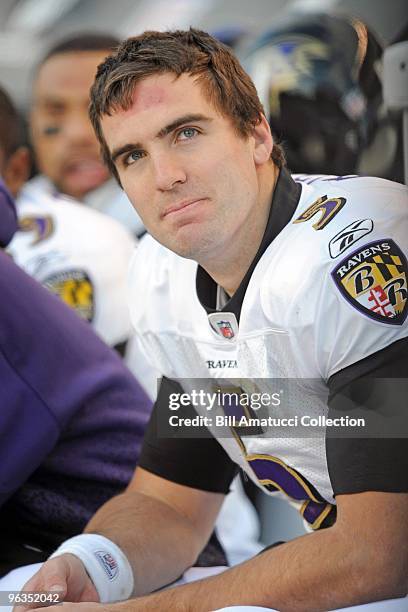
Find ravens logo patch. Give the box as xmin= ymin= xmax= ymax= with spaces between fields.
xmin=332 ymin=239 xmax=408 ymax=325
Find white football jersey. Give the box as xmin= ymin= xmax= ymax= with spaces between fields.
xmin=128 ymin=173 xmax=408 ymax=528
xmin=26 ymin=174 xmax=145 ymax=237
xmin=8 ymin=182 xmax=136 ymax=348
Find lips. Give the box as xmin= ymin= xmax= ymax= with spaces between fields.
xmin=65 ymin=159 xmax=107 ymax=176
xmin=63 ymin=158 xmax=109 ymax=191
xmin=162 ymin=198 xmax=207 ymax=218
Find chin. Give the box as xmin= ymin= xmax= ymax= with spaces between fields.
xmin=172 ymin=232 xmax=216 ymax=262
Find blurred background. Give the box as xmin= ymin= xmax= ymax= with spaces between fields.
xmin=1 ymin=0 xmax=407 ymax=109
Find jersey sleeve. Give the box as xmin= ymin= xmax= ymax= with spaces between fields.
xmin=315 ymin=184 xmax=408 ymax=380
xmin=302 ymin=180 xmax=408 ymax=496
xmin=138 ymin=377 xmax=238 ymax=493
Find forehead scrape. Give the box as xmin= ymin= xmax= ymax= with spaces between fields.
xmin=106 ymin=73 xmax=189 ymax=117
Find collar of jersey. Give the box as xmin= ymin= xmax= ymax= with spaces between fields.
xmin=196 ymin=167 xmax=302 ymax=323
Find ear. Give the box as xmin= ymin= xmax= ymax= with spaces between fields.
xmin=2 ymin=146 xmax=31 ymax=198
xmin=252 ymin=114 xmax=273 ymax=165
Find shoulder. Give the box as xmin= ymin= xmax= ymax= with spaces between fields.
xmin=129 ymin=233 xmax=196 ymax=288
xmin=293 ymin=173 xmax=407 ymax=194
xmin=11 ymin=188 xmax=137 ymax=279
xmin=288 ymin=174 xmax=408 ymax=273
xmin=259 ymin=174 xmax=408 ymax=289
xmin=128 ymin=234 xmax=198 ymax=333
xmin=255 ymin=174 xmax=408 ymax=377
xmin=130 ymin=233 xmax=178 ymax=282
xmin=18 ymin=186 xmax=136 ymax=248
xmin=290 ymin=174 xmax=408 ymax=275
xmin=293 ymin=174 xmax=407 ymax=218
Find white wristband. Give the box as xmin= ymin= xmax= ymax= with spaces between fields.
xmin=50 ymin=533 xmax=134 ymax=603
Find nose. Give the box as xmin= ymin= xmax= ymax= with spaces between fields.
xmin=152 ymin=152 xmax=186 ymax=191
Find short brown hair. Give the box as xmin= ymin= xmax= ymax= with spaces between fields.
xmin=42 ymin=32 xmax=120 ymax=62
xmin=89 ymin=28 xmax=285 ymax=183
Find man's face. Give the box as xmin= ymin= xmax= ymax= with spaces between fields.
xmin=101 ymin=73 xmax=262 ymax=262
xmin=30 ymin=51 xmax=110 ymax=199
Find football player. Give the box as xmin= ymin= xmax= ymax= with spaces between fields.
xmin=0 ymin=84 xmax=140 ymax=369
xmin=17 ymin=28 xmax=408 ymax=612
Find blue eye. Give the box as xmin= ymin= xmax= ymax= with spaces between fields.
xmin=178 ymin=127 xmax=198 ymax=141
xmin=125 ymin=150 xmax=144 ymax=165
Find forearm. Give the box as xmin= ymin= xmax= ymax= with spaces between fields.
xmin=112 ymin=523 xmax=406 ymax=612
xmin=84 ymin=490 xmax=202 ymax=596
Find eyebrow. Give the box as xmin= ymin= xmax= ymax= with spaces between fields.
xmin=111 ymin=113 xmax=212 ymax=163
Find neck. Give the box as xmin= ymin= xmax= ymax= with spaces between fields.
xmin=201 ymin=163 xmax=278 ymax=297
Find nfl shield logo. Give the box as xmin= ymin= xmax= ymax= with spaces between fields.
xmin=208 ymin=312 xmax=238 ymax=340
xmin=95 ymin=550 xmax=118 ymax=580
xmin=217 ymin=320 xmax=235 ymax=339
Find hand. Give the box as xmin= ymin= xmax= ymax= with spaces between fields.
xmin=13 ymin=553 xmax=99 ymax=611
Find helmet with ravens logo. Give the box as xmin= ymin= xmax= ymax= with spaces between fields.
xmin=244 ymin=12 xmax=383 ymax=175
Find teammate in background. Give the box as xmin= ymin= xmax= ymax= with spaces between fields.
xmin=244 ymin=12 xmax=403 ymax=182
xmin=18 ymin=29 xmax=408 ymax=611
xmin=0 ymin=84 xmax=142 ymax=367
xmin=26 ymin=33 xmax=144 ymax=236
xmin=26 ymin=33 xmax=262 ymax=560
xmin=0 ymin=178 xmax=152 ymax=577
